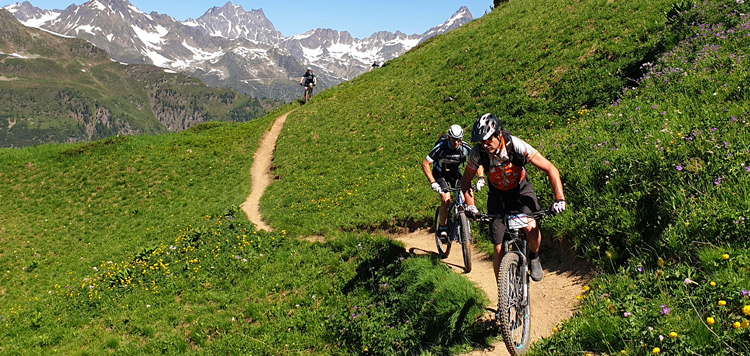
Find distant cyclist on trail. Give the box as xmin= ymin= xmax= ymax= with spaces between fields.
xmin=422 ymin=124 xmax=485 ymax=242
xmin=460 ymin=113 xmax=566 ymax=282
xmin=300 ymin=67 xmax=317 ymax=89
xmin=300 ymin=67 xmax=317 ymax=101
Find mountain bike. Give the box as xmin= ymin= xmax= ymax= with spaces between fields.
xmin=302 ymin=83 xmax=314 ymax=103
xmin=433 ymin=186 xmax=473 ymax=273
xmin=474 ymin=208 xmax=554 ymax=355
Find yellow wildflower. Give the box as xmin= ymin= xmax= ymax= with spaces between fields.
xmin=653 ymin=347 xmax=661 ymax=354
xmin=744 ymin=305 xmax=750 ymax=316
xmin=719 ymin=300 xmax=727 ymax=306
xmin=722 ymin=254 xmax=730 ymax=260
xmin=734 ymin=322 xmax=742 ymax=329
xmin=707 ymin=317 xmax=716 ymax=325
xmin=669 ymin=332 xmax=678 ymax=338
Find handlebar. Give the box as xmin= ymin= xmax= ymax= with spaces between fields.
xmin=472 ymin=208 xmax=556 ymax=223
xmin=439 ymin=185 xmax=477 ymax=194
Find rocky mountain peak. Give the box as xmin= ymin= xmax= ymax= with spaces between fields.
xmin=195 ymin=1 xmax=281 ymax=43
xmin=4 ymin=0 xmax=474 ymax=101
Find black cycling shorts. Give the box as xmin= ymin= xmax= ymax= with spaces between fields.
xmin=486 ymin=180 xmax=540 ymax=245
xmin=433 ymin=170 xmax=461 ymax=192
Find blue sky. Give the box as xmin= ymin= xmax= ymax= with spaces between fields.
xmin=4 ymin=1 xmax=492 ymax=38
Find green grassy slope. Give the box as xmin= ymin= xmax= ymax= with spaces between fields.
xmin=3 ymin=0 xmax=750 ymax=354
xmin=263 ymin=0 xmax=677 ymax=235
xmin=0 ymin=102 xmax=487 ymax=356
xmin=261 ymin=0 xmax=750 ymax=354
xmin=0 ymin=9 xmax=272 ymax=148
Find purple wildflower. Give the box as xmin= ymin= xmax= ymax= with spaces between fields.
xmin=743 ymin=290 xmax=749 ymax=297
xmin=676 ymin=165 xmax=683 ymax=171
xmin=623 ymin=312 xmax=632 ymax=317
xmin=661 ymin=305 xmax=671 ymax=315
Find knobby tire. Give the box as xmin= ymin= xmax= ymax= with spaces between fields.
xmin=459 ymin=212 xmax=472 ymax=273
xmin=497 ymin=252 xmax=531 ymax=355
xmin=434 ymin=206 xmax=451 ymax=258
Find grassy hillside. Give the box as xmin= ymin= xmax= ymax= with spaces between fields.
xmin=0 ymin=9 xmax=274 ymax=148
xmin=3 ymin=0 xmax=750 ymax=355
xmin=263 ymin=0 xmax=678 ymax=235
xmin=262 ymin=0 xmax=750 ymax=354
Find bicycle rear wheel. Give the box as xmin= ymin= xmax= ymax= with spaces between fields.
xmin=459 ymin=211 xmax=472 ymax=273
xmin=434 ymin=206 xmax=451 ymax=258
xmin=497 ymin=252 xmax=531 ymax=355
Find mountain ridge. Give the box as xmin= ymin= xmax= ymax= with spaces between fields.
xmin=4 ymin=0 xmax=474 ymax=100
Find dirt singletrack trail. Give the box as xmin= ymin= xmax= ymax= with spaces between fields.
xmin=242 ymin=110 xmax=591 ymax=355
xmin=241 ymin=110 xmax=291 ymax=231
xmin=398 ymin=229 xmax=590 ymax=355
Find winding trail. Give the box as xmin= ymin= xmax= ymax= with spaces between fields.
xmin=242 ymin=111 xmax=591 ymax=355
xmin=241 ymin=110 xmax=291 ymax=231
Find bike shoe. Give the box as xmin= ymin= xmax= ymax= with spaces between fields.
xmin=437 ymin=225 xmax=449 ymax=244
xmin=530 ymin=256 xmax=544 ymax=282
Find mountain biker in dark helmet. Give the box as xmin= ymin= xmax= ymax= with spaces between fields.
xmin=422 ymin=124 xmax=486 ymax=242
xmin=459 ymin=113 xmax=566 ymax=282
xmin=300 ymin=67 xmax=317 ymax=88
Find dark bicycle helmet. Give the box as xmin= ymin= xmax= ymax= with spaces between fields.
xmin=471 ymin=113 xmax=501 ymax=142
xmin=447 ymin=124 xmax=464 ymax=139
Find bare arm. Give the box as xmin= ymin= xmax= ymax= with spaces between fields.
xmin=421 ymin=158 xmax=436 ymax=184
xmin=529 ymin=153 xmax=565 ymax=201
xmin=460 ymin=167 xmax=478 ymax=206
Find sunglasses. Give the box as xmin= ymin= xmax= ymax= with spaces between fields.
xmin=481 ymin=137 xmax=496 ymax=145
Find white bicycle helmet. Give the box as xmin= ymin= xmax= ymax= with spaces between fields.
xmin=448 ymin=124 xmax=464 ymax=139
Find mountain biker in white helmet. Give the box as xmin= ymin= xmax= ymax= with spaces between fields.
xmin=300 ymin=67 xmax=317 ymax=88
xmin=460 ymin=113 xmax=566 ymax=282
xmin=422 ymin=124 xmax=485 ymax=242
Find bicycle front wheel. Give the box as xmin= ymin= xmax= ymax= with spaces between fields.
xmin=434 ymin=206 xmax=451 ymax=258
xmin=497 ymin=252 xmax=531 ymax=355
xmin=459 ymin=211 xmax=472 ymax=273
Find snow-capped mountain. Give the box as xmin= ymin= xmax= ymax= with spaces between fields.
xmin=191 ymin=4 xmax=282 ymax=44
xmin=4 ymin=0 xmax=473 ymax=100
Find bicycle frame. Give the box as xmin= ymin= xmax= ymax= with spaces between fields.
xmin=503 ymin=213 xmax=530 ymax=265
xmin=474 ymin=209 xmax=552 ymax=355
xmin=434 ymin=186 xmax=474 ymax=272
xmin=303 ymin=85 xmax=313 ymax=102
xmin=441 ymin=187 xmax=471 ymax=244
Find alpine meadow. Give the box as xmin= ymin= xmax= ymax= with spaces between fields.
xmin=2 ymin=0 xmax=750 ymax=355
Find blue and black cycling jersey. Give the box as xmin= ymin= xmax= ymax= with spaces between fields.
xmin=302 ymin=72 xmax=316 ymax=85
xmin=426 ymin=138 xmax=472 ymax=183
